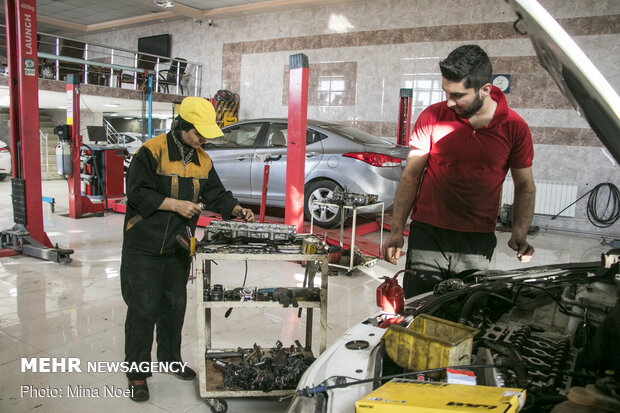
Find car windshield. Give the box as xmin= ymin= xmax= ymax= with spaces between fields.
xmin=320 ymin=124 xmax=392 ymax=145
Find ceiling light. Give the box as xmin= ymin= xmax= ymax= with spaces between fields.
xmin=123 ymin=117 xmax=133 ymax=120
xmin=153 ymin=0 xmax=174 ymax=8
xmin=104 ymin=103 xmax=120 ymax=108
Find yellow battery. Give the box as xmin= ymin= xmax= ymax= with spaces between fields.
xmin=356 ymin=379 xmax=525 ymax=412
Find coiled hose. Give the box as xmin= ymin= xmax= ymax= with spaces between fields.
xmin=587 ymin=183 xmax=620 ymax=228
xmin=552 ymin=182 xmax=619 ymax=228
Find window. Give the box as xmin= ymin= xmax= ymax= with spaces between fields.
xmin=263 ymin=124 xmax=288 ymax=147
xmin=259 ymin=123 xmax=327 ymax=147
xmin=306 ymin=129 xmax=327 ymax=145
xmin=209 ymin=123 xmax=264 ymax=148
xmin=282 ymin=62 xmax=357 ymax=107
xmin=403 ymin=77 xmax=444 ymax=113
xmin=318 ymin=75 xmax=345 ymax=107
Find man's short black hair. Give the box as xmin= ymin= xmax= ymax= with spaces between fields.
xmin=439 ymin=45 xmax=492 ymax=90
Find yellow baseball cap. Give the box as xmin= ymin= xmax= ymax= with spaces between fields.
xmin=179 ymin=97 xmax=223 ymax=139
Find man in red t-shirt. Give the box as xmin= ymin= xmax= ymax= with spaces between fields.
xmin=383 ymin=45 xmax=536 ymax=298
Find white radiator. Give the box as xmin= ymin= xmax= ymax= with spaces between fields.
xmin=501 ymin=178 xmax=578 ymax=217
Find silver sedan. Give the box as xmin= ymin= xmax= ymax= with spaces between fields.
xmin=203 ymin=119 xmax=410 ymax=228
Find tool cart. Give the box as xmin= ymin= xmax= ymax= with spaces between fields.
xmin=310 ymin=200 xmax=384 ymax=275
xmin=195 ymin=249 xmax=329 ymax=413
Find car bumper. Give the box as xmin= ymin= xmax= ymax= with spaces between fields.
xmin=287 ymin=323 xmax=384 ymax=413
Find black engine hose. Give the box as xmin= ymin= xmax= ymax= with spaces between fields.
xmin=458 ymin=290 xmax=492 ymax=324
xmin=521 ymin=395 xmax=567 ymax=413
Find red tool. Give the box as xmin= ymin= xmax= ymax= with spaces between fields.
xmin=376 ymin=271 xmax=405 ymax=314
xmin=259 ymin=164 xmax=270 ymax=223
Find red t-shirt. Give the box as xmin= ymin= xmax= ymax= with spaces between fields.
xmin=409 ymin=86 xmax=533 ymax=232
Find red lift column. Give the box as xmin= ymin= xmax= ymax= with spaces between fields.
xmin=66 ymin=75 xmax=105 ymax=218
xmin=5 ymin=0 xmax=50 ymax=247
xmin=284 ymin=53 xmax=309 ymax=233
xmin=397 ymin=88 xmax=413 ymax=147
xmin=1 ymin=0 xmax=72 ymax=263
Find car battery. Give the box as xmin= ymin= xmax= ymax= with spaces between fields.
xmin=356 ymin=379 xmax=525 ymax=412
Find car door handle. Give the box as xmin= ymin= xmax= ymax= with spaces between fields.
xmin=306 ymin=152 xmax=319 ymax=159
xmin=253 ymin=153 xmax=282 ymax=162
xmin=236 ymin=155 xmax=251 ymax=161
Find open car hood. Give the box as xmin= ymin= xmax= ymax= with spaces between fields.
xmin=507 ymin=0 xmax=620 ymax=163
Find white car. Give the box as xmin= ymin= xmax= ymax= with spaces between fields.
xmin=110 ymin=132 xmax=143 ymax=155
xmin=0 ymin=140 xmax=11 ymax=181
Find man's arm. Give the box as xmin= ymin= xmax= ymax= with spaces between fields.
xmin=508 ymin=166 xmax=536 ymax=262
xmin=383 ymin=149 xmax=428 ymax=264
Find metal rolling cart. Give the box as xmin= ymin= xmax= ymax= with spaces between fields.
xmin=310 ymin=200 xmax=384 ymax=275
xmin=195 ymin=249 xmax=329 ymax=413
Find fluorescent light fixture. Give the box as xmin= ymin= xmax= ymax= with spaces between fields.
xmin=123 ymin=117 xmax=133 ymax=120
xmin=328 ymin=13 xmax=354 ymax=33
xmin=153 ymin=0 xmax=174 ymax=8
xmin=104 ymin=103 xmax=120 ymax=108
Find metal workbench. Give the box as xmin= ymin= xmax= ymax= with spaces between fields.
xmin=195 ymin=250 xmax=329 ymax=412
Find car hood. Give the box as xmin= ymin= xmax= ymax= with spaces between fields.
xmin=507 ymin=0 xmax=620 ymax=162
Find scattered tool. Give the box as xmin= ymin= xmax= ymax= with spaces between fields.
xmin=221 ymin=340 xmax=315 ymax=391
xmin=176 ymin=226 xmax=197 ymax=256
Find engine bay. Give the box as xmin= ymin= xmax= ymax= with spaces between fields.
xmin=391 ymin=257 xmax=620 ymax=412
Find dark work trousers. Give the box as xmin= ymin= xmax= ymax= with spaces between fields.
xmin=121 ymin=249 xmax=190 ymax=380
xmin=404 ymin=221 xmax=496 ymax=298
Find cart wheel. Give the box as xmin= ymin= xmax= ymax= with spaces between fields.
xmin=207 ymin=398 xmax=228 ymax=413
xmin=346 ymin=270 xmax=353 ymax=276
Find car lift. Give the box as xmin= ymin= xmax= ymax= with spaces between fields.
xmin=397 ymin=88 xmax=413 ymax=146
xmin=284 ymin=53 xmax=309 ymax=233
xmin=63 ymin=74 xmax=106 ymax=218
xmin=0 ymin=0 xmax=73 ymax=263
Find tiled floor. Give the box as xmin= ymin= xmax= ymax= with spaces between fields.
xmin=0 ymin=179 xmax=612 ymax=412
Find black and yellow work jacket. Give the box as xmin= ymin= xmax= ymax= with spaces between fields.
xmin=122 ymin=133 xmax=239 ymax=256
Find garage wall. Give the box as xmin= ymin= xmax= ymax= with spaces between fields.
xmin=82 ymin=0 xmax=620 ymax=237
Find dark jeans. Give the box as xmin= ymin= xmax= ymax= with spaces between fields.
xmin=404 ymin=221 xmax=496 ymax=298
xmin=121 ymin=250 xmax=190 ymax=380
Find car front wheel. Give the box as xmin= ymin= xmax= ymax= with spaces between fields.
xmin=304 ymin=180 xmax=343 ymax=228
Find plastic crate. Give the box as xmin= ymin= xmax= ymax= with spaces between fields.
xmin=382 ymin=314 xmax=479 ymax=371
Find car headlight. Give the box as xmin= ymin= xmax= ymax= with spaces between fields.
xmin=286 ymin=393 xmax=327 ymax=413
